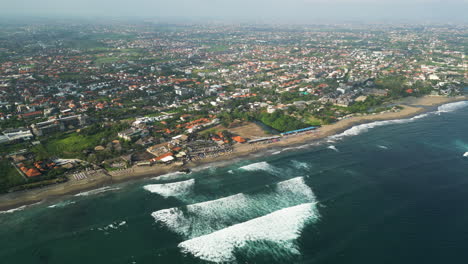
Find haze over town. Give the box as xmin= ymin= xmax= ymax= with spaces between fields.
xmin=2 ymin=0 xmax=467 ymax=23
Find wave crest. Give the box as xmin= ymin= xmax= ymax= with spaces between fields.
xmin=178 ymin=203 xmax=318 ymax=263
xmin=151 ymin=177 xmax=316 ymax=239
xmin=144 ymin=179 xmax=195 ymax=198
xmin=437 ymin=101 xmax=468 ymax=113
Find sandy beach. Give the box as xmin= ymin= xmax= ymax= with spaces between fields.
xmin=1 ymin=95 xmax=466 ymax=211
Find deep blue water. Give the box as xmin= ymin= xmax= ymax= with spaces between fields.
xmin=1 ymin=101 xmax=468 ymax=264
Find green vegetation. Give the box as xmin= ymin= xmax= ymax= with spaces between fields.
xmin=304 ymin=115 xmax=323 ymax=126
xmin=347 ymin=95 xmax=386 ymax=113
xmin=31 ymin=122 xmax=130 ymax=160
xmin=0 ymin=160 xmax=25 ymax=192
xmin=256 ymin=111 xmax=308 ymax=132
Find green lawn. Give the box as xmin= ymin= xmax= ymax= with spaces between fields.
xmin=0 ymin=160 xmax=25 ymax=192
xmin=32 ymin=131 xmax=111 ymax=160
xmin=94 ymin=56 xmax=120 ymax=65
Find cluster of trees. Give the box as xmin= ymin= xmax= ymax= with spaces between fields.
xmin=347 ymin=95 xmax=385 ymax=113
xmin=375 ymin=76 xmax=433 ymax=98
xmin=256 ymin=111 xmax=308 ymax=132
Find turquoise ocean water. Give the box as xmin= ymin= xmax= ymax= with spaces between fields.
xmin=1 ymin=101 xmax=468 ymax=264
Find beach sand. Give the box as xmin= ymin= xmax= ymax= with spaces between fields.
xmin=1 ymin=95 xmax=466 ymax=211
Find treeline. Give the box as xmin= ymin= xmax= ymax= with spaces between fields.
xmin=375 ymin=76 xmax=433 ymax=98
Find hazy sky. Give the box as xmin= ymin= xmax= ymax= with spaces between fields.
xmin=2 ymin=0 xmax=467 ymax=23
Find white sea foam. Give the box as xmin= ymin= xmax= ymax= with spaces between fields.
xmin=377 ymin=145 xmax=389 ymax=150
xmin=239 ymin=161 xmax=279 ymax=175
xmin=0 ymin=205 xmax=27 ymax=214
xmin=437 ymin=101 xmax=468 ymax=113
xmin=97 ymin=220 xmax=127 ymax=232
xmin=463 ymin=152 xmax=468 ymax=158
xmin=0 ymin=201 xmax=42 ymax=214
xmin=329 ymin=112 xmax=431 ymax=140
xmin=48 ymin=200 xmax=76 ymax=208
xmin=152 ymin=171 xmax=186 ymax=180
xmin=151 ymin=177 xmax=316 ymax=239
xmin=143 ymin=179 xmax=195 ymax=198
xmin=75 ymin=186 xmax=120 ymax=197
xmin=178 ymin=203 xmax=318 ymax=263
xmin=291 ymin=160 xmax=311 ymax=170
xmin=227 ymin=170 xmax=234 ymax=174
xmin=327 ymin=145 xmax=339 ymax=152
xmin=272 ymin=151 xmax=282 ymax=155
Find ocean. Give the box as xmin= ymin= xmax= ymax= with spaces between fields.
xmin=1 ymin=101 xmax=468 ymax=264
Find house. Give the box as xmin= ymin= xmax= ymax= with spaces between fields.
xmin=232 ymin=136 xmax=246 ymax=143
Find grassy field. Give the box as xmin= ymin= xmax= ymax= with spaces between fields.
xmin=31 ymin=131 xmax=111 ymax=160
xmin=0 ymin=160 xmax=26 ymax=192
xmin=305 ymin=115 xmax=324 ymax=126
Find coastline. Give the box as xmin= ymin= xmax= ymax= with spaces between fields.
xmin=1 ymin=95 xmax=467 ymax=211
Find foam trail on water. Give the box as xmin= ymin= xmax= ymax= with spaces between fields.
xmin=0 ymin=201 xmax=42 ymax=214
xmin=178 ymin=203 xmax=318 ymax=263
xmin=328 ymin=145 xmax=339 ymax=152
xmin=151 ymin=177 xmax=316 ymax=239
xmin=144 ymin=179 xmax=195 ymax=198
xmin=48 ymin=200 xmax=76 ymax=208
xmin=291 ymin=160 xmax=311 ymax=170
xmin=152 ymin=171 xmax=186 ymax=180
xmin=463 ymin=152 xmax=468 ymax=158
xmin=0 ymin=205 xmax=27 ymax=214
xmin=437 ymin=101 xmax=468 ymax=113
xmin=377 ymin=145 xmax=389 ymax=150
xmin=75 ymin=186 xmax=120 ymax=197
xmin=329 ymin=112 xmax=431 ymax=140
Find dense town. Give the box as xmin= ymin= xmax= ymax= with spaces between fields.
xmin=0 ymin=22 xmax=466 ymax=192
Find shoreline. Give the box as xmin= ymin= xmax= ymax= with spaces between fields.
xmin=1 ymin=95 xmax=467 ymax=211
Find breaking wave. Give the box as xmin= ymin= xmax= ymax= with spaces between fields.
xmin=178 ymin=203 xmax=318 ymax=263
xmin=377 ymin=145 xmax=389 ymax=150
xmin=0 ymin=205 xmax=27 ymax=214
xmin=329 ymin=101 xmax=467 ymax=141
xmin=0 ymin=201 xmax=42 ymax=214
xmin=75 ymin=186 xmax=120 ymax=197
xmin=144 ymin=179 xmax=195 ymax=198
xmin=48 ymin=200 xmax=76 ymax=208
xmin=152 ymin=171 xmax=187 ymax=181
xmin=329 ymin=112 xmax=430 ymax=140
xmin=463 ymin=152 xmax=468 ymax=158
xmin=437 ymin=101 xmax=468 ymax=113
xmin=151 ymin=177 xmax=316 ymax=239
xmin=239 ymin=161 xmax=279 ymax=175
xmin=327 ymin=145 xmax=339 ymax=152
